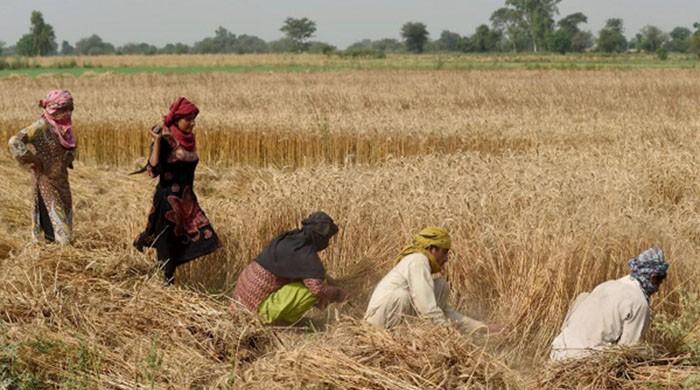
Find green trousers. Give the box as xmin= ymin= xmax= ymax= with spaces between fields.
xmin=258 ymin=282 xmax=317 ymax=324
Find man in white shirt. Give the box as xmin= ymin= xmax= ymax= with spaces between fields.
xmin=364 ymin=227 xmax=492 ymax=334
xmin=550 ymin=247 xmax=670 ymax=361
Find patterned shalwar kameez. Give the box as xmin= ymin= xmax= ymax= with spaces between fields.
xmin=8 ymin=119 xmax=74 ymax=244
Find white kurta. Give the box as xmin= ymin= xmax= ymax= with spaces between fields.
xmin=550 ymin=275 xmax=651 ymax=361
xmin=364 ymin=252 xmax=486 ymax=333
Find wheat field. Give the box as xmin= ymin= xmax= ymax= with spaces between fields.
xmin=0 ymin=63 xmax=699 ymax=388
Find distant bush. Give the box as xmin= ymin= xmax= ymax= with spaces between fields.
xmin=339 ymin=49 xmax=386 ymax=59
xmin=347 ymin=38 xmax=404 ymax=53
xmin=75 ymin=34 xmax=115 ymax=56
xmin=159 ymin=43 xmax=191 ymax=55
xmin=55 ymin=59 xmax=78 ymax=69
xmin=307 ymin=42 xmax=336 ymax=55
xmin=117 ymin=42 xmax=159 ymax=56
xmin=0 ymin=57 xmax=39 ymax=70
xmin=656 ymin=47 xmax=669 ymax=60
xmin=82 ymin=62 xmax=101 ymax=69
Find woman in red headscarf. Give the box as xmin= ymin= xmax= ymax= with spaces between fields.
xmin=133 ymin=97 xmax=220 ymax=284
xmin=8 ymin=90 xmax=76 ymax=245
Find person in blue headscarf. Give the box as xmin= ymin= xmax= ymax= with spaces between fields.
xmin=550 ymin=247 xmax=670 ymax=361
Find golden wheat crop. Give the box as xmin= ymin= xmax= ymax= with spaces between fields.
xmin=1 ymin=69 xmax=699 ymax=168
xmin=0 ymin=65 xmax=699 ymax=388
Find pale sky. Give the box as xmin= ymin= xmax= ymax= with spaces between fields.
xmin=1 ymin=0 xmax=698 ymax=49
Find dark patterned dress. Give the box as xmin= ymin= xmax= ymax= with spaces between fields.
xmin=134 ymin=130 xmax=220 ymax=281
xmin=8 ymin=119 xmax=74 ymax=244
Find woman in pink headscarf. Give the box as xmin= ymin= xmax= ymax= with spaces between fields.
xmin=133 ymin=97 xmax=220 ymax=284
xmin=8 ymin=90 xmax=76 ymax=245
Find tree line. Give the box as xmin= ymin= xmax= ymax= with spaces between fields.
xmin=3 ymin=3 xmax=700 ymax=58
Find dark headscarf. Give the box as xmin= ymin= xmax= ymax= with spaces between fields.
xmin=163 ymin=97 xmax=199 ymax=152
xmin=255 ymin=212 xmax=339 ymax=280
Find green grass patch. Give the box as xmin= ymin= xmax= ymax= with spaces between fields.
xmin=1 ymin=53 xmax=699 ymax=78
xmin=0 ymin=332 xmax=102 ymax=389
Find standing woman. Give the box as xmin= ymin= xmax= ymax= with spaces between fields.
xmin=8 ymin=90 xmax=76 ymax=245
xmin=133 ymin=97 xmax=220 ymax=284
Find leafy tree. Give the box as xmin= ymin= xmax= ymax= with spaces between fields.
xmin=548 ymin=12 xmax=588 ymax=53
xmin=0 ymin=41 xmax=5 ymax=56
xmin=628 ymin=33 xmax=643 ymax=51
xmin=668 ymin=27 xmax=691 ymax=52
xmin=210 ymin=26 xmax=235 ymax=52
xmin=490 ymin=7 xmax=528 ymax=51
xmin=232 ymin=34 xmax=268 ymax=53
xmin=690 ymin=23 xmax=700 ymax=58
xmin=470 ymin=24 xmax=501 ymax=52
xmin=118 ymin=42 xmax=158 ymax=55
xmin=16 ymin=11 xmax=57 ymax=56
xmin=344 ymin=39 xmax=379 ymax=56
xmin=191 ymin=37 xmax=216 ymax=53
xmin=558 ymin=12 xmax=587 ymax=35
xmin=347 ymin=38 xmax=403 ymax=53
xmin=269 ymin=38 xmax=297 ymax=53
xmin=372 ymin=38 xmax=404 ymax=52
xmin=193 ymin=26 xmax=236 ymax=53
xmin=435 ymin=30 xmax=463 ymax=52
xmin=30 ymin=11 xmax=58 ymax=55
xmin=401 ymin=22 xmax=429 ymax=53
xmin=280 ymin=17 xmax=316 ymax=52
xmin=60 ymin=41 xmax=75 ymax=55
xmin=15 ymin=35 xmax=34 ymax=57
xmin=638 ymin=25 xmax=669 ymax=53
xmin=192 ymin=28 xmax=267 ymax=54
xmin=346 ymin=39 xmax=372 ymax=51
xmin=597 ymin=18 xmax=627 ymax=53
xmin=75 ymin=34 xmax=115 ymax=55
xmin=548 ymin=29 xmax=571 ymax=54
xmin=307 ymin=41 xmax=336 ymax=54
xmin=492 ymin=0 xmax=561 ymax=52
xmin=570 ymin=31 xmax=593 ymax=52
xmin=160 ymin=43 xmax=191 ymax=54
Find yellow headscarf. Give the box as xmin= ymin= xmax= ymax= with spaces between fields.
xmin=397 ymin=227 xmax=452 ymax=274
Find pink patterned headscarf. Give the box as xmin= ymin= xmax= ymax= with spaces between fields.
xmin=39 ymin=90 xmax=76 ymax=149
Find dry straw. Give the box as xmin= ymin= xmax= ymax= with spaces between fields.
xmin=242 ymin=318 xmax=522 ymax=389
xmin=537 ymin=347 xmax=700 ymax=389
xmin=1 ymin=68 xmax=699 ymax=388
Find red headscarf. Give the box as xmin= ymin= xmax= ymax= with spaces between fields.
xmin=40 ymin=90 xmax=76 ymax=149
xmin=163 ymin=97 xmax=199 ymax=152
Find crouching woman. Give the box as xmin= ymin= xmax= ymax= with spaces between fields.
xmin=231 ymin=212 xmax=347 ymax=324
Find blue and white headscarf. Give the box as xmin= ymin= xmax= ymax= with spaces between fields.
xmin=629 ymin=247 xmax=670 ymax=298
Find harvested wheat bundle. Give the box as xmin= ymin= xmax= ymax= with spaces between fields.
xmin=537 ymin=347 xmax=700 ymax=389
xmin=0 ymin=244 xmax=279 ymax=389
xmin=242 ymin=318 xmax=521 ymax=389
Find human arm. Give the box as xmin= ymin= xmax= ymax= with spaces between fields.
xmin=8 ymin=120 xmax=46 ymax=168
xmin=617 ymin=299 xmax=650 ymax=346
xmin=147 ymin=125 xmax=162 ymax=172
xmin=146 ymin=124 xmax=168 ymax=178
xmin=443 ymin=306 xmax=488 ymax=334
xmin=303 ymin=278 xmax=347 ymax=309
